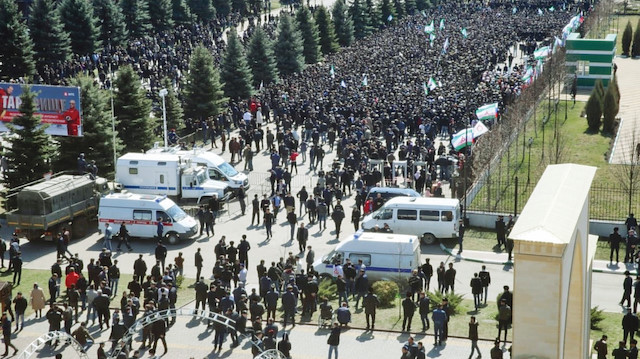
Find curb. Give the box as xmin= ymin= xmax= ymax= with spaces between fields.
xmin=439 ymin=243 xmax=513 ymax=266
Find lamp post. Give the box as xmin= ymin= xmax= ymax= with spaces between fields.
xmin=159 ymin=88 xmax=168 ymax=149
xmin=527 ymin=137 xmax=534 ymax=184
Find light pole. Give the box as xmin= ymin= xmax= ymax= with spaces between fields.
xmin=527 ymin=137 xmax=533 ymax=184
xmin=159 ymin=88 xmax=168 ymax=149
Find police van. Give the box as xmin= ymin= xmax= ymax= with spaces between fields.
xmin=98 ymin=193 xmax=198 ymax=244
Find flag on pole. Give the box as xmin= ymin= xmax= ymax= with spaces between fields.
xmin=424 ymin=20 xmax=435 ymax=34
xmin=442 ymin=38 xmax=449 ymax=54
xmin=549 ymin=6 xmax=555 ymax=11
xmin=428 ymin=77 xmax=437 ymax=91
xmin=452 ymin=128 xmax=474 ymax=150
xmin=472 ymin=120 xmax=489 ymax=138
xmin=420 ymin=10 xmax=427 ymax=17
xmin=533 ymin=46 xmax=551 ymax=60
xmin=259 ymin=81 xmax=264 ymax=91
xmin=330 ymin=65 xmax=335 ymax=79
xmin=362 ymin=74 xmax=368 ymax=87
xmin=422 ymin=82 xmax=428 ymax=95
xmin=439 ymin=19 xmax=445 ymax=30
xmin=461 ymin=28 xmax=468 ymax=38
xmin=340 ymin=80 xmax=347 ymax=88
xmin=429 ymin=33 xmax=435 ymax=47
xmin=538 ymin=8 xmax=543 ymax=15
xmin=387 ymin=14 xmax=393 ymax=22
xmin=512 ymin=7 xmax=517 ymax=14
xmin=475 ymin=103 xmax=499 ymax=121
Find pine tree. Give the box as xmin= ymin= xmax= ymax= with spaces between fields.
xmin=332 ymin=0 xmax=354 ymax=47
xmin=594 ymin=79 xmax=605 ymax=110
xmin=393 ymin=0 xmax=405 ymax=19
xmin=404 ymin=0 xmax=416 ymax=15
xmin=247 ymin=26 xmax=278 ymax=88
xmin=148 ymin=0 xmax=174 ymax=32
xmin=172 ymin=0 xmax=193 ymax=24
xmin=114 ymin=65 xmax=154 ymax=153
xmin=160 ymin=78 xmax=185 ymax=133
xmin=633 ymin=19 xmax=640 ymax=58
xmin=29 ymin=0 xmax=71 ymax=74
xmin=182 ymin=46 xmax=226 ymax=122
xmin=120 ymin=0 xmax=151 ymax=37
xmin=0 ymin=0 xmax=35 ymax=81
xmin=213 ymin=0 xmax=231 ymax=18
xmin=3 ymin=86 xmax=52 ymax=190
xmin=93 ymin=0 xmax=128 ymax=47
xmin=315 ymin=6 xmax=339 ymax=55
xmin=349 ymin=0 xmax=370 ymax=39
xmin=365 ymin=0 xmax=381 ymax=30
xmin=274 ymin=14 xmax=304 ymax=76
xmin=59 ymin=0 xmax=101 ymax=55
xmin=54 ymin=76 xmax=122 ymax=176
xmin=221 ymin=29 xmax=253 ymax=101
xmin=602 ymin=83 xmax=619 ymax=134
xmin=622 ymin=21 xmax=633 ymax=56
xmin=296 ymin=6 xmax=321 ymax=64
xmin=379 ymin=0 xmax=396 ymax=25
xmin=585 ymin=89 xmax=602 ymax=132
xmin=189 ymin=0 xmax=215 ymax=22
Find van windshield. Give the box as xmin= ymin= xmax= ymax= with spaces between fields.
xmin=218 ymin=162 xmax=238 ymax=177
xmin=322 ymin=250 xmax=343 ymax=264
xmin=166 ymin=204 xmax=188 ymax=222
xmin=196 ymin=170 xmax=208 ymax=184
xmin=373 ymin=208 xmax=393 ymax=220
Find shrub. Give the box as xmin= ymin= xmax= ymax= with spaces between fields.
xmin=591 ymin=306 xmax=605 ymax=330
xmin=372 ymin=280 xmax=399 ymax=307
xmin=585 ymin=90 xmax=602 ymax=132
xmin=633 ymin=19 xmax=640 ymax=58
xmin=175 ymin=275 xmax=184 ymax=288
xmin=622 ymin=21 xmax=633 ymax=56
xmin=318 ymin=278 xmax=337 ymax=301
xmin=428 ymin=290 xmax=464 ymax=316
xmin=602 ymin=84 xmax=619 ymax=134
xmin=594 ymin=79 xmax=605 ymax=108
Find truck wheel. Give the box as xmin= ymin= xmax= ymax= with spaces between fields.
xmin=421 ymin=233 xmax=436 ymax=245
xmin=166 ymin=233 xmax=179 ymax=245
xmin=72 ymin=217 xmax=88 ymax=239
xmin=25 ymin=230 xmax=43 ymax=242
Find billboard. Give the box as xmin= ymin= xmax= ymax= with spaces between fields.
xmin=0 ymin=83 xmax=83 ymax=137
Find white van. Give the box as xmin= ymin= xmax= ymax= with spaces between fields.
xmin=148 ymin=146 xmax=249 ymax=191
xmin=98 ymin=193 xmax=198 ymax=244
xmin=313 ymin=231 xmax=420 ymax=283
xmin=361 ymin=197 xmax=460 ymax=244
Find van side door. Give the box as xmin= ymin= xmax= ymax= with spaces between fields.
xmin=396 ymin=209 xmax=418 ymax=234
xmin=132 ymin=209 xmax=153 ymax=238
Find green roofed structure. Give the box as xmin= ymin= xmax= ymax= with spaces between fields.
xmin=565 ymin=33 xmax=616 ymax=88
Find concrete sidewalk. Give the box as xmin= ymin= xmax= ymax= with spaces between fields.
xmin=441 ymin=243 xmax=635 ymax=275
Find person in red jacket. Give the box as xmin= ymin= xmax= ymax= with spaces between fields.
xmin=65 ymin=267 xmax=80 ymax=289
xmin=63 ymin=100 xmax=81 ymax=136
xmin=363 ymin=197 xmax=374 ymax=215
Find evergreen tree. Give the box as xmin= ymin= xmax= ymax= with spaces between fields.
xmin=274 ymin=14 xmax=304 ymax=76
xmin=220 ymin=29 xmax=253 ymax=101
xmin=246 ymin=0 xmax=261 ymax=17
xmin=120 ymin=0 xmax=151 ymax=37
xmin=622 ymin=21 xmax=632 ymax=56
xmin=296 ymin=6 xmax=321 ymax=64
xmin=315 ymin=6 xmax=339 ymax=55
xmin=247 ymin=26 xmax=278 ymax=88
xmin=93 ymin=0 xmax=128 ymax=47
xmin=3 ymin=86 xmax=52 ymax=190
xmin=182 ymin=46 xmax=226 ymax=122
xmin=0 ymin=0 xmax=35 ymax=81
xmin=29 ymin=0 xmax=71 ymax=74
xmin=365 ymin=0 xmax=381 ymax=30
xmin=404 ymin=0 xmax=416 ymax=15
xmin=189 ymin=0 xmax=215 ymax=22
xmin=172 ymin=0 xmax=193 ymax=25
xmin=633 ymin=19 xmax=640 ymax=58
xmin=349 ymin=0 xmax=370 ymax=39
xmin=594 ymin=79 xmax=605 ymax=109
xmin=393 ymin=0 xmax=405 ymax=19
xmin=160 ymin=78 xmax=185 ymax=133
xmin=114 ymin=65 xmax=154 ymax=153
xmin=54 ymin=76 xmax=122 ymax=176
xmin=415 ymin=0 xmax=431 ymax=11
xmin=213 ymin=0 xmax=231 ymax=18
xmin=59 ymin=0 xmax=101 ymax=55
xmin=379 ymin=0 xmax=396 ymax=25
xmin=585 ymin=89 xmax=602 ymax=132
xmin=148 ymin=0 xmax=174 ymax=32
xmin=332 ymin=0 xmax=354 ymax=47
xmin=602 ymin=83 xmax=619 ymax=134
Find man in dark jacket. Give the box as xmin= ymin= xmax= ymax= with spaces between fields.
xmin=623 ymin=308 xmax=639 ymax=345
xmin=354 ymin=270 xmax=368 ymax=308
xmin=611 ymin=227 xmax=623 ymax=264
xmin=297 ymin=223 xmax=309 ymax=253
xmin=623 ymin=271 xmax=633 ymax=307
xmin=479 ymin=266 xmax=491 ymax=305
xmin=470 ymin=273 xmax=484 ymax=310
xmin=402 ymin=292 xmax=416 ymax=332
xmin=362 ymin=288 xmax=380 ymax=330
xmin=495 ymin=216 xmax=506 ymax=247
xmin=418 ymin=292 xmax=430 ymax=332
xmin=133 ymin=255 xmax=147 ymax=285
xmin=281 ymin=285 xmax=296 ymax=328
xmin=265 ymin=286 xmax=279 ymax=320
xmin=155 ymin=242 xmax=167 ymax=270
xmin=444 ymin=263 xmax=456 ymax=293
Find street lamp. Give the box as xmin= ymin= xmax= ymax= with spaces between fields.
xmin=527 ymin=137 xmax=534 ymax=184
xmin=159 ymin=88 xmax=168 ymax=149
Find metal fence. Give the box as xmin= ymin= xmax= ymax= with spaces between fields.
xmin=467 ymin=178 xmax=640 ymax=221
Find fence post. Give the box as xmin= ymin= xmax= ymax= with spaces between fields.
xmin=514 ymin=176 xmax=518 ymax=217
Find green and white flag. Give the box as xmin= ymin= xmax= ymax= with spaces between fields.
xmin=420 ymin=10 xmax=427 ymax=17
xmin=439 ymin=19 xmax=445 ymax=30
xmin=475 ymin=103 xmax=499 ymax=121
xmin=422 ymin=82 xmax=428 ymax=95
xmin=428 ymin=77 xmax=437 ymax=91
xmin=533 ymin=46 xmax=551 ymax=60
xmin=330 ymin=65 xmax=335 ymax=79
xmin=549 ymin=6 xmax=555 ymax=11
xmin=461 ymin=28 xmax=468 ymax=38
xmin=429 ymin=33 xmax=436 ymax=47
xmin=362 ymin=74 xmax=368 ymax=86
xmin=424 ymin=20 xmax=435 ymax=34
xmin=452 ymin=128 xmax=473 ymax=150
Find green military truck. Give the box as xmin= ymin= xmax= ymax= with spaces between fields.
xmin=6 ymin=174 xmax=109 ymax=241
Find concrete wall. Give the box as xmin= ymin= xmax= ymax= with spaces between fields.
xmin=466 ymin=211 xmax=620 ymax=238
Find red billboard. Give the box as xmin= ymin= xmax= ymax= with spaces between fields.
xmin=0 ymin=83 xmax=83 ymax=137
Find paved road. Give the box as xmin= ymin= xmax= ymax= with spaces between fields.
xmin=609 ymin=56 xmax=640 ymax=164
